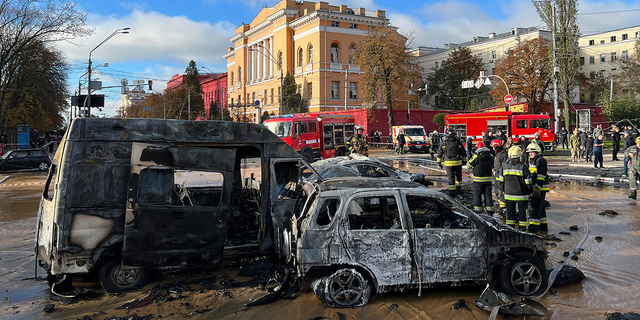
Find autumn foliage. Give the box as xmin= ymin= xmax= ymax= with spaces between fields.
xmin=490 ymin=37 xmax=551 ymax=113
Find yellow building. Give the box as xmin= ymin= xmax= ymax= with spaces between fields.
xmin=223 ymin=0 xmax=418 ymax=122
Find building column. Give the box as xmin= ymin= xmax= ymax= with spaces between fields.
xmin=253 ymin=44 xmax=257 ymax=82
xmin=247 ymin=47 xmax=252 ymax=83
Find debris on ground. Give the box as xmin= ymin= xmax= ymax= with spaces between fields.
xmin=599 ymin=210 xmax=619 ymax=216
xmin=571 ymin=255 xmax=579 ymax=261
xmin=545 ymin=242 xmax=557 ymax=247
xmin=563 ymin=251 xmax=570 ymax=257
xmin=596 ymin=236 xmax=604 ymax=241
xmin=246 ymin=268 xmax=298 ymax=307
xmin=570 ymin=225 xmax=579 ymax=230
xmin=560 ymin=231 xmax=571 ymax=235
xmin=389 ymin=303 xmax=399 ymax=310
xmin=103 ymin=315 xmax=154 ymax=320
xmin=42 ymin=303 xmax=55 ymax=312
xmin=452 ymin=299 xmax=471 ymax=311
xmin=474 ymin=285 xmax=546 ymax=317
xmin=543 ymin=234 xmax=562 ymax=241
xmin=550 ymin=265 xmax=586 ymax=287
xmin=607 ymin=312 xmax=640 ymax=320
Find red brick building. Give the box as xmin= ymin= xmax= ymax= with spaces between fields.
xmin=165 ymin=73 xmax=228 ymax=119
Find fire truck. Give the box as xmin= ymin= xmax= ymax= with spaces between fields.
xmin=391 ymin=125 xmax=430 ymax=153
xmin=444 ymin=111 xmax=555 ymax=151
xmin=263 ymin=113 xmax=355 ymax=162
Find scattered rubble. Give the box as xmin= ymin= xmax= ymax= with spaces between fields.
xmin=550 ymin=265 xmax=586 ymax=287
xmin=543 ymin=234 xmax=562 ymax=241
xmin=452 ymin=299 xmax=471 ymax=311
xmin=570 ymin=225 xmax=579 ymax=231
xmin=560 ymin=231 xmax=571 ymax=235
xmin=42 ymin=303 xmax=55 ymax=313
xmin=563 ymin=251 xmax=570 ymax=257
xmin=599 ymin=210 xmax=619 ymax=216
xmin=571 ymin=255 xmax=579 ymax=261
xmin=545 ymin=242 xmax=557 ymax=247
xmin=596 ymin=236 xmax=604 ymax=241
xmin=607 ymin=312 xmax=640 ymax=320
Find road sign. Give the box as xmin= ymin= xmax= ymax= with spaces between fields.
xmin=255 ymin=100 xmax=260 ymax=106
xmin=504 ymin=94 xmax=513 ymax=104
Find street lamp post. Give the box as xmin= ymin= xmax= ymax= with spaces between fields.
xmin=249 ymin=44 xmax=283 ymax=115
xmin=201 ymin=66 xmax=225 ymax=120
xmin=87 ymin=27 xmax=130 ymax=117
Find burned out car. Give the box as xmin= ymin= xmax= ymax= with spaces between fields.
xmin=290 ymin=178 xmax=548 ymax=308
xmin=310 ymin=154 xmax=432 ymax=187
xmin=36 ymin=118 xmax=316 ymax=293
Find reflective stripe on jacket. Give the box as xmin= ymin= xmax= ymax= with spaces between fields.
xmin=498 ymin=158 xmax=532 ymax=201
xmin=437 ymin=136 xmax=466 ymax=166
xmin=529 ymin=155 xmax=549 ymax=192
xmin=468 ymin=148 xmax=494 ymax=183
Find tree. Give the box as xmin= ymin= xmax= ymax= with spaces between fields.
xmin=126 ymin=93 xmax=164 ymax=119
xmin=163 ymin=61 xmax=205 ymax=120
xmin=599 ymin=92 xmax=640 ymax=128
xmin=0 ymin=0 xmax=91 ymax=129
xmin=208 ymin=100 xmax=220 ymax=120
xmin=281 ymin=71 xmax=304 ymax=114
xmin=490 ymin=37 xmax=552 ymax=114
xmin=534 ymin=0 xmax=580 ymax=130
xmin=432 ymin=113 xmax=447 ymax=127
xmin=425 ymin=47 xmax=491 ymax=111
xmin=260 ymin=111 xmax=271 ymax=123
xmin=579 ymin=72 xmax=610 ymax=103
xmin=353 ymin=26 xmax=419 ymax=133
xmin=614 ymin=38 xmax=640 ymax=95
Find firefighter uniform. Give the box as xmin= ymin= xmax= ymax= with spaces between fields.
xmin=626 ymin=137 xmax=640 ymax=200
xmin=497 ymin=146 xmax=532 ymax=230
xmin=527 ymin=143 xmax=549 ymax=233
xmin=492 ymin=140 xmax=508 ymax=211
xmin=468 ymin=145 xmax=495 ymax=213
xmin=348 ymin=126 xmax=369 ymax=156
xmin=437 ymin=131 xmax=467 ymax=197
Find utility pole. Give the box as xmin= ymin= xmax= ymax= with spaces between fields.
xmin=344 ymin=71 xmax=348 ymax=110
xmin=188 ymin=91 xmax=191 ymax=120
xmin=610 ymin=78 xmax=614 ymax=101
xmin=552 ymin=4 xmax=560 ymax=134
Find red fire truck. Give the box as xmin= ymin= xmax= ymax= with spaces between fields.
xmin=444 ymin=111 xmax=556 ymax=151
xmin=263 ymin=113 xmax=355 ymax=162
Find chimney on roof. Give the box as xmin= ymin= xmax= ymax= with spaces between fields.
xmin=489 ymin=32 xmax=496 ymax=39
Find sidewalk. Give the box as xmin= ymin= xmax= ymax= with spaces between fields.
xmin=545 ymin=147 xmax=626 ymax=179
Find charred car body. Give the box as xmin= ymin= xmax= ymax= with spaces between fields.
xmin=290 ymin=178 xmax=548 ymax=308
xmin=35 ymin=118 xmax=315 ymax=293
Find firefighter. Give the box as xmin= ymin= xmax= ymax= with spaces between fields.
xmin=348 ymin=125 xmax=369 ymax=156
xmin=491 ymin=139 xmax=508 ymax=213
xmin=497 ymin=146 xmax=532 ymax=230
xmin=429 ymin=130 xmax=440 ymax=160
xmin=468 ymin=142 xmax=495 ymax=214
xmin=526 ymin=143 xmax=549 ymax=233
xmin=626 ymin=137 xmax=640 ymax=200
xmin=437 ymin=129 xmax=467 ymax=197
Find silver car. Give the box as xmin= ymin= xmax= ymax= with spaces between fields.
xmin=290 ymin=178 xmax=548 ymax=308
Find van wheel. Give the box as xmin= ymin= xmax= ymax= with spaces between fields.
xmin=319 ymin=268 xmax=371 ymax=308
xmin=98 ymin=259 xmax=148 ymax=293
xmin=38 ymin=161 xmax=49 ymax=171
xmin=302 ymin=149 xmax=314 ymax=163
xmin=498 ymin=251 xmax=548 ymax=297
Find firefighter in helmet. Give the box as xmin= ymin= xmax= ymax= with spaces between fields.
xmin=526 ymin=143 xmax=549 ymax=232
xmin=437 ymin=129 xmax=467 ymax=197
xmin=491 ymin=139 xmax=508 ymax=213
xmin=467 ymin=141 xmax=495 ymax=214
xmin=348 ymin=125 xmax=369 ymax=156
xmin=497 ymin=146 xmax=532 ymax=230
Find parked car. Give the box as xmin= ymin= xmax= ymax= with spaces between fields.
xmin=289 ymin=178 xmax=548 ymax=308
xmin=0 ymin=148 xmax=50 ymax=171
xmin=310 ymin=154 xmax=433 ymax=187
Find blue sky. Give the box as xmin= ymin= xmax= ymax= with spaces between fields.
xmin=55 ymin=0 xmax=640 ymax=117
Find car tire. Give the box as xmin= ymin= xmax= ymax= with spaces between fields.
xmin=98 ymin=259 xmax=149 ymax=293
xmin=498 ymin=251 xmax=548 ymax=297
xmin=302 ymin=149 xmax=314 ymax=163
xmin=38 ymin=161 xmax=50 ymax=171
xmin=318 ymin=268 xmax=371 ymax=308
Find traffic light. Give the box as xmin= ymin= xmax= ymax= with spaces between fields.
xmin=407 ymin=113 xmax=410 ymax=124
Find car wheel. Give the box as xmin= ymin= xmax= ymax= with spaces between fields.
xmin=38 ymin=161 xmax=50 ymax=171
xmin=498 ymin=251 xmax=548 ymax=297
xmin=302 ymin=149 xmax=314 ymax=163
xmin=98 ymin=259 xmax=148 ymax=293
xmin=320 ymin=268 xmax=371 ymax=308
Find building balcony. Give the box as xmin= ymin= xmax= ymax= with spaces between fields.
xmin=305 ymin=64 xmax=313 ymax=72
xmin=349 ymin=65 xmax=360 ymax=72
xmin=295 ymin=67 xmax=303 ymax=74
xmin=330 ymin=63 xmax=342 ymax=70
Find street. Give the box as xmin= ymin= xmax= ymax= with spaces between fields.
xmin=1 ymin=150 xmax=639 ymax=320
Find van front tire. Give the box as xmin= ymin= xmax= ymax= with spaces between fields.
xmin=98 ymin=259 xmax=148 ymax=293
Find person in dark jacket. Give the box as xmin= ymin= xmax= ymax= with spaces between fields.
xmin=396 ymin=131 xmax=406 ymax=155
xmin=561 ymin=126 xmax=569 ymax=149
xmin=526 ymin=143 xmax=549 ymax=233
xmin=429 ymin=130 xmax=440 ymax=160
xmin=465 ymin=135 xmax=475 ymax=161
xmin=626 ymin=137 xmax=640 ymax=199
xmin=497 ymin=145 xmax=532 ymax=230
xmin=468 ymin=142 xmax=495 ymax=214
xmin=437 ymin=129 xmax=467 ymax=197
xmin=593 ymin=134 xmax=604 ymax=168
xmin=492 ymin=139 xmax=508 ymax=212
xmin=580 ymin=128 xmax=588 ymax=159
xmin=585 ymin=134 xmax=594 ymax=162
xmin=612 ymin=125 xmax=621 ymax=161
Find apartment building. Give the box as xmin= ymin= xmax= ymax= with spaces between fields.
xmin=578 ymin=25 xmax=640 ymax=101
xmin=223 ymin=0 xmax=418 ymax=122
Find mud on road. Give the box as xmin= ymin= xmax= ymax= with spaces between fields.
xmin=1 ymin=159 xmax=640 ymax=320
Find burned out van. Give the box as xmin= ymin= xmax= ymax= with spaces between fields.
xmin=35 ymin=118 xmax=316 ymax=293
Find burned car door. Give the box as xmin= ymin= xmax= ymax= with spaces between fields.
xmin=403 ymin=193 xmax=487 ymax=283
xmin=343 ymin=191 xmax=411 ymax=287
xmin=123 ymin=143 xmax=233 ymax=267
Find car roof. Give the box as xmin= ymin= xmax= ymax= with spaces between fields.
xmin=6 ymin=149 xmax=45 ymax=152
xmin=316 ymin=177 xmax=428 ymax=193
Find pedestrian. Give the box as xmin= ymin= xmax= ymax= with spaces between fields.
xmin=623 ymin=131 xmax=635 ymax=177
xmin=593 ymin=134 xmax=605 ymax=168
xmin=0 ymin=131 xmax=7 ymax=144
xmin=468 ymin=142 xmax=495 ymax=214
xmin=580 ymin=128 xmax=588 ymax=159
xmin=612 ymin=125 xmax=621 ymax=161
xmin=518 ymin=135 xmax=529 ymax=149
xmin=497 ymin=146 xmax=532 ymax=230
xmin=492 ymin=139 xmax=508 ymax=213
xmin=429 ymin=130 xmax=440 ymax=160
xmin=396 ymin=131 xmax=406 ymax=155
xmin=561 ymin=126 xmax=569 ymax=149
xmin=526 ymin=143 xmax=549 ymax=233
xmin=496 ymin=130 xmax=506 ymax=145
xmin=437 ymin=129 xmax=467 ymax=197
xmin=374 ymin=130 xmax=381 ymax=146
xmin=626 ymin=137 xmax=640 ymax=200
xmin=585 ymin=134 xmax=594 ymax=163
xmin=570 ymin=129 xmax=581 ymax=162
xmin=347 ymin=125 xmax=369 ymax=156
xmin=465 ymin=135 xmax=475 ymax=161
xmin=593 ymin=124 xmax=604 ymax=140
xmin=481 ymin=131 xmax=489 ymax=146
